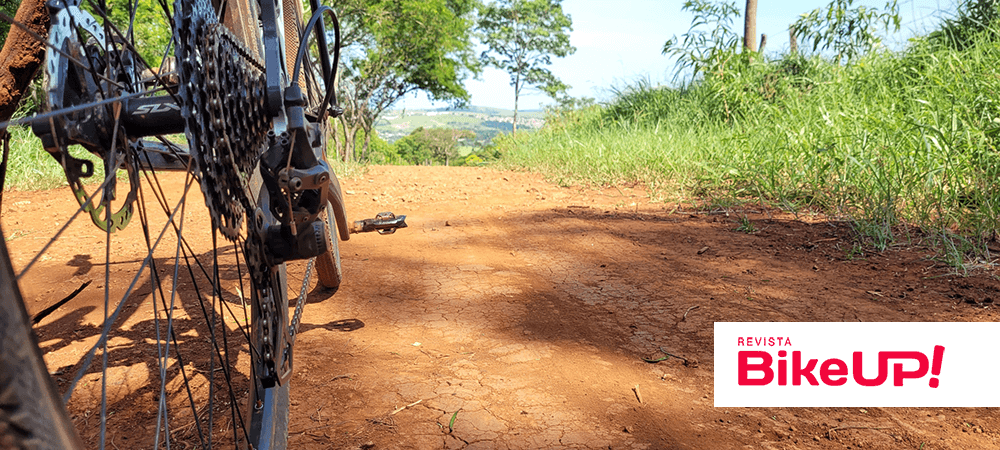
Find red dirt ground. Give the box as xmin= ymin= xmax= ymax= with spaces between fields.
xmin=4 ymin=165 xmax=1000 ymax=449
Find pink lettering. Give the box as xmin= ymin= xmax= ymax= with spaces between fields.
xmin=792 ymin=351 xmax=819 ymax=386
xmin=738 ymin=351 xmax=773 ymax=386
xmin=737 ymin=348 xmax=944 ymax=388
xmin=819 ymin=358 xmax=848 ymax=386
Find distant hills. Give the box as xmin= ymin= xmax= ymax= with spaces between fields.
xmin=375 ymin=106 xmax=546 ymax=144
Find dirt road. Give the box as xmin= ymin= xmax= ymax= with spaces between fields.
xmin=4 ymin=165 xmax=1000 ymax=449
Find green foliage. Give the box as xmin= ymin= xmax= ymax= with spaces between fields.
xmin=662 ymin=0 xmax=742 ymax=82
xmin=541 ymin=96 xmax=597 ymax=133
xmin=335 ymin=0 xmax=479 ymax=103
xmin=393 ymin=132 xmax=433 ymax=165
xmin=1 ymin=126 xmax=108 ymax=190
xmin=392 ymin=127 xmax=475 ymax=165
xmin=363 ymin=131 xmax=404 ymax=164
xmin=75 ymin=0 xmax=173 ymax=66
xmin=339 ymin=0 xmax=478 ymax=101
xmin=927 ymin=0 xmax=1000 ymax=50
xmin=333 ymin=0 xmax=480 ymax=160
xmin=477 ymin=0 xmax=575 ymax=109
xmin=543 ymin=95 xmax=595 ymax=115
xmin=734 ymin=216 xmax=756 ymax=233
xmin=791 ymin=0 xmax=901 ymax=63
xmin=11 ymin=72 xmax=45 ymax=118
xmin=497 ymin=24 xmax=1000 ymax=266
xmin=460 ymin=144 xmax=502 ymax=166
xmin=0 ymin=0 xmax=17 ymax=47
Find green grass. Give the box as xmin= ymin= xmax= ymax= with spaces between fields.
xmin=496 ymin=27 xmax=1000 ymax=269
xmin=2 ymin=124 xmax=367 ymax=191
xmin=325 ymin=151 xmax=368 ymax=180
xmin=3 ymin=125 xmax=107 ymax=191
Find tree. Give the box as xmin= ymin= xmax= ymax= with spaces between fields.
xmin=393 ymin=127 xmax=474 ymax=165
xmin=662 ymin=0 xmax=741 ymax=82
xmin=477 ymin=0 xmax=575 ymax=134
xmin=331 ymin=0 xmax=479 ymax=162
xmin=393 ymin=131 xmax=433 ymax=165
xmin=791 ymin=0 xmax=900 ymax=63
xmin=0 ymin=0 xmax=48 ymax=123
xmin=423 ymin=127 xmax=474 ymax=166
xmin=743 ymin=0 xmax=757 ymax=52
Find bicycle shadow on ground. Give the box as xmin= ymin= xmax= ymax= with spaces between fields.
xmin=29 ymin=242 xmax=347 ymax=448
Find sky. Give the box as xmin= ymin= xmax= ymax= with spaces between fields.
xmin=396 ymin=0 xmax=960 ymax=111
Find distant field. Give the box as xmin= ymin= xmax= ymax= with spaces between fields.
xmin=375 ymin=106 xmax=546 ymax=143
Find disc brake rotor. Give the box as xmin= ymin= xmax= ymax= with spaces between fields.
xmin=42 ymin=1 xmax=139 ymax=233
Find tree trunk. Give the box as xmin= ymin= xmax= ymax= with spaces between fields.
xmin=338 ymin=116 xmax=357 ymax=162
xmin=512 ymin=105 xmax=518 ymax=135
xmin=0 ymin=0 xmax=50 ymax=123
xmin=328 ymin=119 xmax=340 ymax=160
xmin=789 ymin=28 xmax=798 ymax=54
xmin=362 ymin=128 xmax=371 ymax=162
xmin=512 ymin=7 xmax=519 ymax=135
xmin=512 ymin=75 xmax=519 ymax=135
xmin=743 ymin=0 xmax=758 ymax=52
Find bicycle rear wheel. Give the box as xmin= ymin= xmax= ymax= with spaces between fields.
xmin=0 ymin=0 xmax=337 ymax=447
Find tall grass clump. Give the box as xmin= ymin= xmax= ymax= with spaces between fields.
xmin=498 ymin=7 xmax=1000 ymax=267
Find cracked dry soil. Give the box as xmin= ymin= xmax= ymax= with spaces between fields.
xmin=4 ymin=165 xmax=1000 ymax=449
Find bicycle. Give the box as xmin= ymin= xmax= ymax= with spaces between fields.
xmin=0 ymin=0 xmax=405 ymax=448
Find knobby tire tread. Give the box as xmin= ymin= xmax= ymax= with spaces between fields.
xmin=0 ymin=230 xmax=82 ymax=449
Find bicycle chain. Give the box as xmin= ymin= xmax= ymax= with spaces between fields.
xmin=288 ymin=258 xmax=314 ymax=344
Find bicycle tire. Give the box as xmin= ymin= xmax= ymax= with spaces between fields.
xmin=0 ymin=229 xmax=82 ymax=449
xmin=315 ymin=203 xmax=344 ymax=289
xmin=0 ymin=0 xmax=339 ymax=447
xmin=283 ymin=0 xmax=343 ymax=290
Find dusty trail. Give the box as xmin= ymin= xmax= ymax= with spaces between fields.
xmin=4 ymin=165 xmax=1000 ymax=449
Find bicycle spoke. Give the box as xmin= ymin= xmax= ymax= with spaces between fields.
xmin=79 ymin=0 xmax=183 ymax=103
xmin=63 ymin=175 xmax=197 ymax=404
xmin=0 ymin=87 xmax=171 ymax=130
xmin=15 ymin=156 xmax=120 ymax=282
xmin=137 ymin=152 xmax=258 ymax=354
xmin=134 ymin=154 xmax=256 ymax=446
xmin=162 ymin=171 xmax=209 ymax=449
xmin=0 ymin=10 xmax=127 ymax=89
xmin=97 ymin=97 xmax=124 ymax=450
xmin=1 ymin=0 xmax=340 ymax=446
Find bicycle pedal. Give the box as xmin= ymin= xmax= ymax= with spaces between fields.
xmin=349 ymin=212 xmax=407 ymax=235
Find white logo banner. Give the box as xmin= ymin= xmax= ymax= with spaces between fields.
xmin=714 ymin=322 xmax=1000 ymax=407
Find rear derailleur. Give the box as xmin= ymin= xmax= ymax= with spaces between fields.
xmin=251 ymin=85 xmax=333 ymax=266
